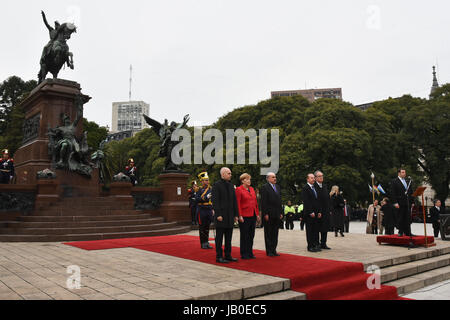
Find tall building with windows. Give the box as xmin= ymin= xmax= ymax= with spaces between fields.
xmin=271 ymin=88 xmax=342 ymax=102
xmin=111 ymin=101 xmax=150 ymax=135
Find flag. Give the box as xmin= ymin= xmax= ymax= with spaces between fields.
xmin=373 ymin=185 xmax=380 ymax=195
xmin=368 ymin=184 xmax=373 ymax=193
xmin=378 ymin=184 xmax=386 ymax=195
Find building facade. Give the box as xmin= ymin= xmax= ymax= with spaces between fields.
xmin=271 ymin=88 xmax=342 ymax=102
xmin=111 ymin=101 xmax=150 ymax=134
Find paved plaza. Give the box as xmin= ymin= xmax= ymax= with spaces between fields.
xmin=0 ymin=221 xmax=449 ymax=300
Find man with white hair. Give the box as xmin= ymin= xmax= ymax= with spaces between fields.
xmin=212 ymin=167 xmax=240 ymax=263
xmin=260 ymin=172 xmax=283 ymax=257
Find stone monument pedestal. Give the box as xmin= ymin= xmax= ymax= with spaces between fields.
xmin=14 ymin=79 xmax=91 ymax=186
xmin=158 ymin=172 xmax=190 ymax=223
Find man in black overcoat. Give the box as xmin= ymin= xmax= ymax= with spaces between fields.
xmin=314 ymin=171 xmax=331 ymax=250
xmin=303 ymin=173 xmax=322 ymax=252
xmin=389 ymin=168 xmax=414 ymax=237
xmin=429 ymin=200 xmax=442 ymax=238
xmin=212 ymin=167 xmax=239 ymax=263
xmin=260 ymin=172 xmax=283 ymax=257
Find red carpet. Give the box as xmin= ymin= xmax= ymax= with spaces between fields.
xmin=65 ymin=235 xmax=406 ymax=300
xmin=377 ymin=235 xmax=435 ymax=246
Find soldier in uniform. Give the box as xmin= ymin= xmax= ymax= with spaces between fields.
xmin=125 ymin=159 xmax=138 ymax=186
xmin=196 ymin=172 xmax=214 ymax=249
xmin=0 ymin=149 xmax=14 ymax=184
xmin=188 ymin=181 xmax=199 ymax=226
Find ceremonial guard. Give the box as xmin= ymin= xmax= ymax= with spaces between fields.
xmin=196 ymin=172 xmax=214 ymax=249
xmin=0 ymin=149 xmax=14 ymax=184
xmin=125 ymin=158 xmax=138 ymax=186
xmin=188 ymin=181 xmax=199 ymax=226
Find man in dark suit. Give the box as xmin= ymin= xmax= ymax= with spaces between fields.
xmin=389 ymin=168 xmax=414 ymax=237
xmin=260 ymin=172 xmax=283 ymax=257
xmin=343 ymin=199 xmax=352 ymax=233
xmin=212 ymin=167 xmax=239 ymax=263
xmin=303 ymin=173 xmax=322 ymax=252
xmin=314 ymin=171 xmax=331 ymax=250
xmin=429 ymin=200 xmax=442 ymax=238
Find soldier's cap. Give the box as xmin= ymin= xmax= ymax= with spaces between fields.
xmin=198 ymin=172 xmax=209 ymax=181
xmin=2 ymin=149 xmax=9 ymax=155
xmin=128 ymin=158 xmax=134 ymax=163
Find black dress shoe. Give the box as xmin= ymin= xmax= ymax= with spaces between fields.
xmin=216 ymin=258 xmax=229 ymax=264
xmin=398 ymin=233 xmax=404 ymax=237
xmin=314 ymin=246 xmax=322 ymax=252
xmin=206 ymin=244 xmax=213 ymax=249
xmin=225 ymin=257 xmax=238 ymax=262
xmin=267 ymin=253 xmax=275 ymax=257
xmin=241 ymin=256 xmax=251 ymax=260
xmin=321 ymin=245 xmax=331 ymax=250
xmin=273 ymin=252 xmax=280 ymax=257
xmin=308 ymin=248 xmax=319 ymax=253
xmin=250 ymin=255 xmax=256 ymax=259
xmin=340 ymin=232 xmax=345 ymax=237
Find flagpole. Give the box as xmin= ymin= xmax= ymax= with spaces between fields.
xmin=371 ymin=173 xmax=375 ymax=204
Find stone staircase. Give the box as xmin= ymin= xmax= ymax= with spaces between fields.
xmin=246 ymin=245 xmax=450 ymax=300
xmin=0 ymin=196 xmax=191 ymax=242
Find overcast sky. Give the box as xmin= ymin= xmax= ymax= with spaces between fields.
xmin=1 ymin=1 xmax=448 ymax=128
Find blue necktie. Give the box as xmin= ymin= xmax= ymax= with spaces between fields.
xmin=272 ymin=184 xmax=277 ymax=193
xmin=401 ymin=178 xmax=407 ymax=190
xmin=311 ymin=186 xmax=318 ymax=198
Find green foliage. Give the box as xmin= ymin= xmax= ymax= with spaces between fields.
xmin=0 ymin=76 xmax=37 ymax=154
xmin=82 ymin=118 xmax=108 ymax=151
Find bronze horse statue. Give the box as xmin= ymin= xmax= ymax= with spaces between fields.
xmin=38 ymin=11 xmax=77 ymax=84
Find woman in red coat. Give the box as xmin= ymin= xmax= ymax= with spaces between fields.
xmin=235 ymin=173 xmax=261 ymax=259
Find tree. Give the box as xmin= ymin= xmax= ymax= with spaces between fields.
xmin=82 ymin=118 xmax=108 ymax=151
xmin=0 ymin=76 xmax=37 ymax=135
xmin=404 ymin=87 xmax=450 ymax=203
xmin=0 ymin=76 xmax=38 ymax=154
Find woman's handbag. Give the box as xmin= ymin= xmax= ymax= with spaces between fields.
xmin=366 ymin=222 xmax=373 ymax=234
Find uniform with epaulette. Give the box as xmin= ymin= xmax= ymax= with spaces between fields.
xmin=0 ymin=149 xmax=14 ymax=184
xmin=196 ymin=172 xmax=214 ymax=249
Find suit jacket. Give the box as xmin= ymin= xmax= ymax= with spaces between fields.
xmin=235 ymin=185 xmax=260 ymax=218
xmin=212 ymin=179 xmax=239 ymax=228
xmin=429 ymin=206 xmax=441 ymax=224
xmin=302 ymin=183 xmax=322 ymax=221
xmin=260 ymin=183 xmax=282 ymax=223
xmin=390 ymin=177 xmax=413 ymax=207
xmin=314 ymin=182 xmax=331 ymax=218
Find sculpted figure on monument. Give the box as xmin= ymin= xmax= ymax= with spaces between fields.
xmin=38 ymin=10 xmax=77 ymax=84
xmin=48 ymin=95 xmax=93 ymax=177
xmin=143 ymin=114 xmax=190 ymax=172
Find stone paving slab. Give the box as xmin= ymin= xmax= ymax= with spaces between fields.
xmin=0 ymin=222 xmax=449 ymax=300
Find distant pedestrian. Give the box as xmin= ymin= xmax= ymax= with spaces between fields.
xmin=330 ymin=186 xmax=345 ymax=237
xmin=343 ymin=199 xmax=351 ymax=233
xmin=367 ymin=200 xmax=382 ymax=235
xmin=429 ymin=200 xmax=442 ymax=238
xmin=284 ymin=201 xmax=296 ymax=230
xmin=380 ymin=197 xmax=396 ymax=235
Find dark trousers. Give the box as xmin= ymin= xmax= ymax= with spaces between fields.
xmin=239 ymin=216 xmax=256 ymax=258
xmin=300 ymin=219 xmax=305 ymax=231
xmin=264 ymin=220 xmax=280 ymax=255
xmin=397 ymin=205 xmax=412 ymax=236
xmin=384 ymin=225 xmax=395 ymax=235
xmin=344 ymin=216 xmax=350 ymax=233
xmin=285 ymin=215 xmax=294 ymax=230
xmin=215 ymin=227 xmax=233 ymax=259
xmin=190 ymin=205 xmax=197 ymax=224
xmin=433 ymin=222 xmax=440 ymax=238
xmin=306 ymin=218 xmax=319 ymax=249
